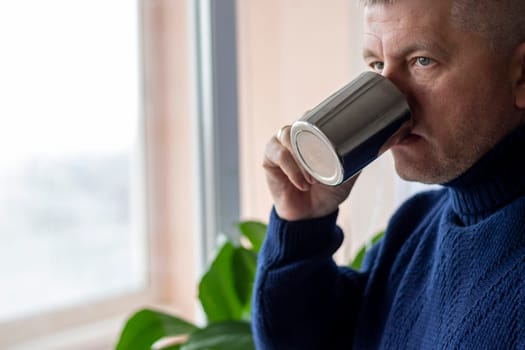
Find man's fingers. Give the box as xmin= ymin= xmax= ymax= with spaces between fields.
xmin=276 ymin=125 xmax=291 ymax=144
xmin=275 ymin=124 xmax=317 ymax=185
xmin=264 ymin=137 xmax=310 ymax=191
xmin=276 ymin=124 xmax=292 ymax=149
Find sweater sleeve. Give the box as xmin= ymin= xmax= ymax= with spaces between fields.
xmin=252 ymin=208 xmax=367 ymax=350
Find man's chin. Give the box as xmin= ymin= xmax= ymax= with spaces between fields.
xmin=392 ymin=148 xmax=447 ymax=185
xmin=393 ymin=157 xmax=460 ymax=185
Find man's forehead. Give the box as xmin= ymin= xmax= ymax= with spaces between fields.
xmin=363 ymin=0 xmax=453 ymax=33
xmin=362 ymin=1 xmax=453 ymax=57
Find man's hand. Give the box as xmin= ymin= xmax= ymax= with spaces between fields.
xmin=263 ymin=125 xmax=357 ymax=221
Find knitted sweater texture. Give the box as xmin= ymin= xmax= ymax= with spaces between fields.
xmin=252 ymin=126 xmax=525 ymax=349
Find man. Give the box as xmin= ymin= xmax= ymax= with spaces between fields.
xmin=252 ymin=0 xmax=525 ymax=349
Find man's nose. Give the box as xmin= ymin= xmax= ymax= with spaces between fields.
xmin=381 ymin=66 xmax=409 ymax=96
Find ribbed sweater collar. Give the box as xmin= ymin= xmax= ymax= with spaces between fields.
xmin=444 ymin=125 xmax=525 ymax=225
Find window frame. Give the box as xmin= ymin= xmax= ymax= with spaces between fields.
xmin=191 ymin=0 xmax=241 ymax=271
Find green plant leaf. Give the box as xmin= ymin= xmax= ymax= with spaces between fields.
xmin=238 ymin=221 xmax=267 ymax=253
xmin=349 ymin=231 xmax=385 ymax=270
xmin=181 ymin=321 xmax=255 ymax=350
xmin=199 ymin=242 xmax=244 ymax=322
xmin=232 ymin=247 xmax=257 ymax=319
xmin=370 ymin=231 xmax=385 ymax=245
xmin=115 ymin=309 xmax=199 ymax=350
xmin=350 ymin=246 xmax=367 ymax=271
xmin=160 ymin=345 xmax=182 ymax=350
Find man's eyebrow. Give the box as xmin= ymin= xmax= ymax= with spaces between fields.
xmin=397 ymin=41 xmax=451 ymax=58
xmin=362 ymin=40 xmax=450 ymax=61
xmin=362 ymin=48 xmax=378 ymax=61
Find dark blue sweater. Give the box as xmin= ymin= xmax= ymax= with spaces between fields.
xmin=253 ymin=126 xmax=525 ymax=349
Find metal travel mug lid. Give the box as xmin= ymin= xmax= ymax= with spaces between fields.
xmin=290 ymin=71 xmax=411 ymax=186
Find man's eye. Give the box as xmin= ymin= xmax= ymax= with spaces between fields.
xmin=371 ymin=61 xmax=385 ymax=71
xmin=415 ymin=57 xmax=433 ymax=67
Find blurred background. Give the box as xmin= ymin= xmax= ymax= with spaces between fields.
xmin=0 ymin=0 xmax=427 ymax=348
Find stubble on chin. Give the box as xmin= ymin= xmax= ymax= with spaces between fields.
xmin=391 ymin=141 xmax=481 ymax=185
xmin=396 ymin=133 xmax=509 ymax=185
xmin=393 ymin=156 xmax=452 ymax=184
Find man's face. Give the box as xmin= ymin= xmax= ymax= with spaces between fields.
xmin=363 ymin=0 xmax=522 ymax=184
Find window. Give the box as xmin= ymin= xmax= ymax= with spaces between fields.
xmin=0 ymin=0 xmax=147 ymax=347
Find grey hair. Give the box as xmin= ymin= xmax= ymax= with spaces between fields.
xmin=360 ymin=0 xmax=525 ymax=53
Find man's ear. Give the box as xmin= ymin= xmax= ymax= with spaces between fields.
xmin=512 ymin=42 xmax=525 ymax=109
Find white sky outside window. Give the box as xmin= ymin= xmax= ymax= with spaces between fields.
xmin=0 ymin=1 xmax=146 ymax=322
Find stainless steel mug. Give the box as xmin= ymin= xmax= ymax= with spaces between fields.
xmin=290 ymin=71 xmax=411 ymax=186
